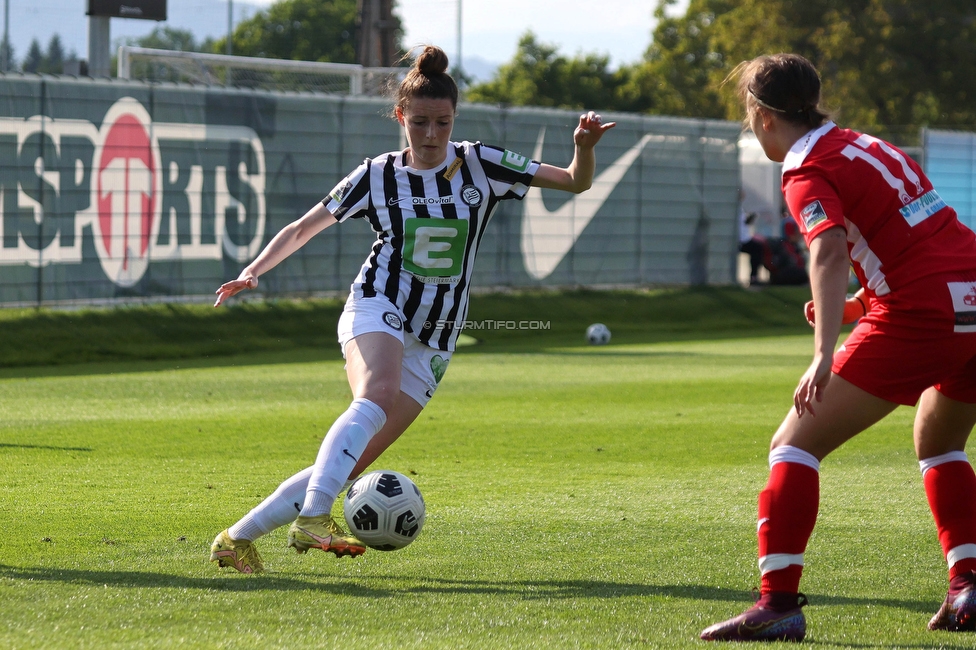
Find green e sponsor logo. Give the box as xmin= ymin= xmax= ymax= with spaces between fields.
xmin=403 ymin=219 xmax=469 ymax=278
xmin=501 ymin=150 xmax=530 ymax=172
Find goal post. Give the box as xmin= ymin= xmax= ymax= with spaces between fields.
xmin=117 ymin=46 xmax=403 ymax=95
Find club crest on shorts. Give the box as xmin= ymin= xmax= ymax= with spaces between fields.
xmin=460 ymin=184 xmax=483 ymax=207
xmin=382 ymin=311 xmax=403 ymax=331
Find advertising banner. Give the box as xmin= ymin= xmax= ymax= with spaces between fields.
xmin=0 ymin=77 xmax=741 ymax=306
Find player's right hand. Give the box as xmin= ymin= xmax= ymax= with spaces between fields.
xmin=214 ymin=276 xmax=257 ymax=307
xmin=794 ymin=353 xmax=833 ymax=417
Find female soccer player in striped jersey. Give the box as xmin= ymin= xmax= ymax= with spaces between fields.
xmin=701 ymin=53 xmax=976 ymax=642
xmin=208 ymin=45 xmax=615 ymax=573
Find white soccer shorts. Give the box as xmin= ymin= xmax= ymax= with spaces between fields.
xmin=337 ymin=296 xmax=451 ymax=407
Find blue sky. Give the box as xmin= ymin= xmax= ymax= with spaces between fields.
xmin=397 ymin=0 xmax=690 ymax=71
xmin=8 ymin=0 xmax=688 ymax=80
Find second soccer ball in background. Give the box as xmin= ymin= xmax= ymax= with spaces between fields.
xmin=586 ymin=323 xmax=611 ymax=345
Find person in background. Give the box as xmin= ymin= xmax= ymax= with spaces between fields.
xmin=738 ymin=201 xmax=765 ymax=286
xmin=766 ymin=218 xmax=808 ymax=286
xmin=738 ymin=202 xmax=807 ymax=287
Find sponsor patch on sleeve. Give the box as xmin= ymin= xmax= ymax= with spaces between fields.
xmin=328 ymin=179 xmax=352 ymax=205
xmin=799 ymin=200 xmax=828 ymax=230
xmin=500 ymin=150 xmax=530 ymax=172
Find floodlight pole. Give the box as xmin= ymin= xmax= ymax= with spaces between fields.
xmin=1 ymin=0 xmax=8 ymax=72
xmin=227 ymin=0 xmax=233 ymax=55
xmin=88 ymin=16 xmax=111 ymax=77
xmin=456 ymin=0 xmax=462 ymax=80
xmin=226 ymin=0 xmax=233 ymax=86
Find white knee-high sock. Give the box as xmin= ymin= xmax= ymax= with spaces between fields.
xmin=301 ymin=398 xmax=387 ymax=517
xmin=228 ymin=467 xmax=312 ymax=541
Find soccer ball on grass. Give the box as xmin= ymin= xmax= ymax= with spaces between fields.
xmin=343 ymin=470 xmax=426 ymax=551
xmin=586 ymin=323 xmax=611 ymax=345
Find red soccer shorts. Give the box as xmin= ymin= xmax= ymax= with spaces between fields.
xmin=832 ymin=273 xmax=976 ymax=406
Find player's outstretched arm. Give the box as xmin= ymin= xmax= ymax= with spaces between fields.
xmin=214 ymin=203 xmax=337 ymax=307
xmin=532 ymin=111 xmax=616 ymax=193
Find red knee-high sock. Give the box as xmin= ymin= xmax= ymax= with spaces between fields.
xmin=758 ymin=461 xmax=820 ymax=594
xmin=924 ymin=460 xmax=976 ymax=579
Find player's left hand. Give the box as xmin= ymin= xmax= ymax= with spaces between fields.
xmin=794 ymin=353 xmax=833 ymax=417
xmin=804 ymin=296 xmax=868 ymax=328
xmin=574 ymin=111 xmax=616 ymax=148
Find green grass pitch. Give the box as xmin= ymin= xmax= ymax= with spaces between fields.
xmin=0 ymin=288 xmax=964 ymax=648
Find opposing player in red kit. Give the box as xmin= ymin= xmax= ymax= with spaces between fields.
xmin=701 ymin=53 xmax=976 ymax=641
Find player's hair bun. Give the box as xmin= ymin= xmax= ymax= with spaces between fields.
xmin=391 ymin=44 xmax=459 ymax=114
xmin=415 ymin=46 xmax=449 ymax=77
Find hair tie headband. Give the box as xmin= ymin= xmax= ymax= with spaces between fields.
xmin=749 ymin=89 xmax=809 ymax=115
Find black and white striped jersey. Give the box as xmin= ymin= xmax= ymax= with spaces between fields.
xmin=323 ymin=141 xmax=540 ymax=351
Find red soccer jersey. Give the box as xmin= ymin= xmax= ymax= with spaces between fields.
xmin=781 ymin=122 xmax=976 ymax=297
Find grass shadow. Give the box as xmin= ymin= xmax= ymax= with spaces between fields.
xmin=8 ymin=564 xmax=969 ymax=646
xmin=0 ymin=443 xmax=93 ymax=452
xmin=404 ymin=578 xmax=936 ymax=614
xmin=0 ymin=563 xmax=390 ymax=597
xmin=0 ymin=564 xmax=940 ymax=615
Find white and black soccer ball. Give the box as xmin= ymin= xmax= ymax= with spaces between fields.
xmin=586 ymin=323 xmax=611 ymax=345
xmin=343 ymin=470 xmax=425 ymax=551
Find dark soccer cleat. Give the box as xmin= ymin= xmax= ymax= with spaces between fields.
xmin=701 ymin=591 xmax=808 ymax=642
xmin=929 ymin=571 xmax=976 ymax=632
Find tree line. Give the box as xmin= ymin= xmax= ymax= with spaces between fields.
xmin=15 ymin=0 xmax=975 ymax=139
xmin=468 ymin=0 xmax=976 ymax=140
xmin=1 ymin=34 xmax=84 ymax=74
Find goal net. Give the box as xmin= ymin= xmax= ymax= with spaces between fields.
xmin=117 ymin=46 xmax=404 ymax=95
